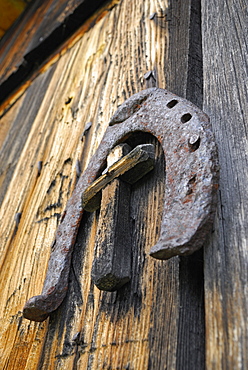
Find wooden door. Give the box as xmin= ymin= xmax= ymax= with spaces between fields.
xmin=0 ymin=0 xmax=247 ymax=368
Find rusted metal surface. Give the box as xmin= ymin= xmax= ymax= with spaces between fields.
xmin=23 ymin=87 xmax=219 ymax=322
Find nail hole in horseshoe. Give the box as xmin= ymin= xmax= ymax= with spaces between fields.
xmin=188 ymin=136 xmax=201 ymax=151
xmin=167 ymin=99 xmax=178 ymax=108
xmin=181 ymin=113 xmax=192 ymax=123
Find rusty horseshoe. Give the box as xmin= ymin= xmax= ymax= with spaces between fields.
xmin=23 ymin=88 xmax=219 ymax=321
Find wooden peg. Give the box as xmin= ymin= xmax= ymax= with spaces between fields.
xmin=91 ymin=143 xmax=155 ymax=291
xmin=91 ymin=143 xmax=132 ymax=291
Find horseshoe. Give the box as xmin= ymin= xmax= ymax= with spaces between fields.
xmin=23 ymin=88 xmax=219 ymax=321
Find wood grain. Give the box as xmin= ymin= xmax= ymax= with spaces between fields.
xmin=0 ymin=1 xmax=168 ymax=367
xmin=202 ymin=0 xmax=248 ymax=368
xmin=91 ymin=144 xmax=132 ymax=291
xmin=0 ymin=0 xmax=108 ymax=105
xmin=0 ymin=0 xmax=206 ymax=368
xmin=167 ymin=0 xmax=205 ymax=368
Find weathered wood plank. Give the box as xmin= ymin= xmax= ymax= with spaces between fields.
xmin=166 ymin=0 xmax=203 ymax=107
xmin=0 ymin=1 xmax=168 ymax=367
xmin=91 ymin=143 xmax=133 ymax=291
xmin=0 ymin=0 xmax=206 ymax=368
xmin=0 ymin=0 xmax=108 ymax=105
xmin=167 ymin=0 xmax=205 ymax=368
xmin=0 ymin=66 xmax=56 ymax=206
xmin=202 ymin=0 xmax=248 ymax=368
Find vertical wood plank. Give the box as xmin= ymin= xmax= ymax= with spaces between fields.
xmin=202 ymin=0 xmax=248 ymax=368
xmin=167 ymin=0 xmax=205 ymax=368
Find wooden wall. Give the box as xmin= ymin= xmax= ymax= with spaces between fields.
xmin=202 ymin=0 xmax=248 ymax=368
xmin=0 ymin=0 xmax=247 ymax=368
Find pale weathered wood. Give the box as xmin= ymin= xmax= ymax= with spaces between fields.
xmin=92 ymin=143 xmax=132 ymax=291
xmin=0 ymin=67 xmax=55 ymax=206
xmin=0 ymin=0 xmax=207 ymax=368
xmin=82 ymin=144 xmax=155 ymax=211
xmin=0 ymin=1 xmax=168 ymax=367
xmin=202 ymin=0 xmax=248 ymax=368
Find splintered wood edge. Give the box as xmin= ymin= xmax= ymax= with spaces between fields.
xmin=82 ymin=144 xmax=155 ymax=211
